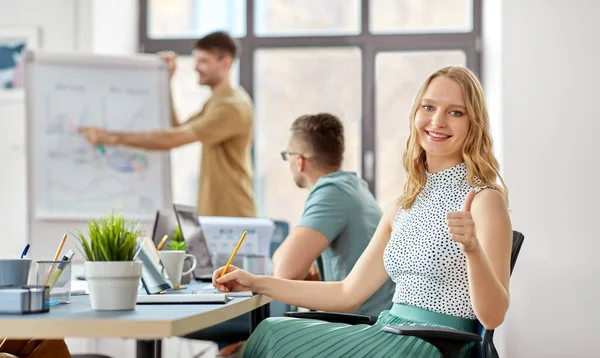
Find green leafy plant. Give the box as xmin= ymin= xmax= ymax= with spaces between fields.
xmin=168 ymin=226 xmax=187 ymax=251
xmin=74 ymin=210 xmax=141 ymax=261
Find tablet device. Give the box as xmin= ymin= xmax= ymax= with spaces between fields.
xmin=136 ymin=236 xmax=173 ymax=294
xmin=173 ymin=203 xmax=213 ymax=279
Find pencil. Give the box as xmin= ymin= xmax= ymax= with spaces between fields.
xmin=44 ymin=234 xmax=67 ymax=286
xmin=156 ymin=235 xmax=168 ymax=250
xmin=219 ymin=231 xmax=247 ymax=278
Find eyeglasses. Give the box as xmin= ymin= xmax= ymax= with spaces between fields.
xmin=280 ymin=150 xmax=303 ymax=161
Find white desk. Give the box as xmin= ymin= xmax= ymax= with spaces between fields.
xmin=0 ymin=291 xmax=272 ymax=358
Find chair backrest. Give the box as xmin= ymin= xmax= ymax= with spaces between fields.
xmin=475 ymin=230 xmax=525 ymax=358
xmin=268 ymin=220 xmax=293 ymax=316
xmin=270 ymin=220 xmax=290 ymax=258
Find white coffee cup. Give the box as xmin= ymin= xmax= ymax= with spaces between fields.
xmin=158 ymin=251 xmax=197 ymax=289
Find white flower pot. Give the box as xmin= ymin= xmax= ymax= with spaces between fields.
xmin=84 ymin=261 xmax=142 ymax=311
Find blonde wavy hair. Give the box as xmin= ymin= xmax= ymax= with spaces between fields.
xmin=398 ymin=66 xmax=508 ymax=210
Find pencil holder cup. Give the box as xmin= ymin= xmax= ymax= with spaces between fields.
xmin=0 ymin=259 xmax=31 ymax=286
xmin=36 ymin=260 xmax=72 ymax=304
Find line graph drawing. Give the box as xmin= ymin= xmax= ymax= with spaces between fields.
xmin=43 ymin=93 xmax=151 ymax=176
xmin=29 ymin=55 xmax=171 ymax=221
xmin=37 ymin=87 xmax=164 ymax=218
xmin=125 ymin=107 xmax=145 ymax=130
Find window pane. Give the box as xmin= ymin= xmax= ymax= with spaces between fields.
xmin=148 ymin=0 xmax=245 ymax=39
xmin=170 ymin=56 xmax=240 ymax=206
xmin=255 ymin=0 xmax=360 ymax=37
xmin=375 ymin=51 xmax=466 ymax=211
xmin=370 ymin=0 xmax=472 ymax=34
xmin=255 ymin=48 xmax=361 ymax=227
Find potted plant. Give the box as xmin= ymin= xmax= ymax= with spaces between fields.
xmin=75 ymin=210 xmax=143 ymax=311
xmin=167 ymin=226 xmax=192 ymax=284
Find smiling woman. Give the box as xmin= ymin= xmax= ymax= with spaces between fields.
xmin=212 ymin=66 xmax=512 ymax=358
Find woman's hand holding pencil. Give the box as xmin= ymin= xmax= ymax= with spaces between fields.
xmin=213 ymin=265 xmax=256 ymax=293
xmin=213 ymin=230 xmax=255 ymax=293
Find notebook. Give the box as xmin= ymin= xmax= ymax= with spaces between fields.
xmin=136 ymin=292 xmax=232 ymax=304
xmin=194 ymin=283 xmax=253 ymax=298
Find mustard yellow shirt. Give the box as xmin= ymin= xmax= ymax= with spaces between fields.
xmin=179 ymin=87 xmax=256 ymax=217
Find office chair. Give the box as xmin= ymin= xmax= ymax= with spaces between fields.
xmin=181 ymin=220 xmax=293 ymax=347
xmin=285 ymin=230 xmax=525 ymax=358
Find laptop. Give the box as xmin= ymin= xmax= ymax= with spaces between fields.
xmin=172 ymin=203 xmax=214 ymax=281
xmin=150 ymin=208 xmax=179 ymax=248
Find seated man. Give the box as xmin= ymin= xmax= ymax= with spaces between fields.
xmin=200 ymin=113 xmax=396 ymax=357
xmin=273 ymin=113 xmax=395 ymax=317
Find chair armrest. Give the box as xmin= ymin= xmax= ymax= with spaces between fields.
xmin=382 ymin=325 xmax=481 ymax=343
xmin=284 ymin=311 xmax=374 ymax=325
xmin=382 ymin=325 xmax=481 ymax=358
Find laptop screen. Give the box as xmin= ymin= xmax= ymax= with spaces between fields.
xmin=173 ymin=204 xmax=213 ymax=277
xmin=151 ymin=208 xmax=178 ymax=247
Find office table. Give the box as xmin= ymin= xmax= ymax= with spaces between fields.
xmin=0 ymin=293 xmax=272 ymax=358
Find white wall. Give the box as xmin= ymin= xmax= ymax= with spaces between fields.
xmin=0 ymin=0 xmax=84 ymax=259
xmin=484 ymin=0 xmax=600 ymax=356
xmin=0 ymin=2 xmax=216 ymax=357
xmin=0 ymin=0 xmax=139 ymax=260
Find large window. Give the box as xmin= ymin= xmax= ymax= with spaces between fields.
xmin=369 ymin=0 xmax=473 ymax=34
xmin=148 ymin=0 xmax=246 ymax=38
xmin=168 ymin=56 xmax=240 ymax=206
xmin=254 ymin=0 xmax=361 ymax=36
xmin=139 ymin=0 xmax=481 ymax=228
xmin=254 ymin=47 xmax=361 ymax=227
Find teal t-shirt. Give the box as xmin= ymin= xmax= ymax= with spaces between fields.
xmin=297 ymin=171 xmax=395 ymax=317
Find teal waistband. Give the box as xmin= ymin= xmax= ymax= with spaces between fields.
xmin=390 ymin=303 xmax=477 ymax=333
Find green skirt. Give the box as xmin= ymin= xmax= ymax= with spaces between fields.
xmin=241 ymin=303 xmax=477 ymax=358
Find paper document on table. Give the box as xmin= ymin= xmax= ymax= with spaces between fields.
xmin=195 ymin=283 xmax=253 ymax=297
xmin=71 ymin=280 xmax=89 ymax=295
xmin=137 ymin=293 xmax=231 ymax=304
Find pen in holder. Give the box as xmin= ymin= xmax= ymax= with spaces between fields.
xmin=36 ymin=260 xmax=72 ymax=304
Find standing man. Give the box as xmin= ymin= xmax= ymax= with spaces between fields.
xmin=79 ymin=31 xmax=256 ymax=217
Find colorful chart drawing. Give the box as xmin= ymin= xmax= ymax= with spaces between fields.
xmin=106 ymin=150 xmax=149 ymax=173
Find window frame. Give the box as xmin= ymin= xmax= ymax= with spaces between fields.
xmin=138 ymin=0 xmax=482 ymax=210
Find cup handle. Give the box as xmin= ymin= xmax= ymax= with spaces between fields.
xmin=182 ymin=254 xmax=197 ymax=275
xmin=160 ymin=266 xmax=169 ymax=280
xmin=160 ymin=265 xmax=169 ymax=280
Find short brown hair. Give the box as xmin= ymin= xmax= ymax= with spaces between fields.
xmin=194 ymin=31 xmax=239 ymax=58
xmin=291 ymin=113 xmax=344 ymax=170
